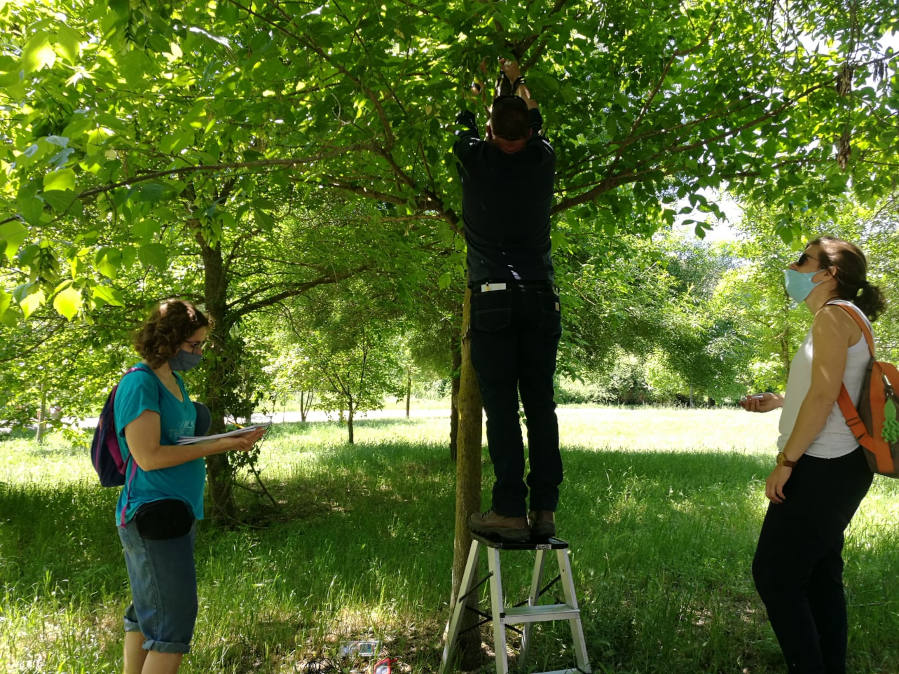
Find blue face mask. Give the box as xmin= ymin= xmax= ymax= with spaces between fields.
xmin=783 ymin=268 xmax=824 ymax=303
xmin=169 ymin=349 xmax=203 ymax=372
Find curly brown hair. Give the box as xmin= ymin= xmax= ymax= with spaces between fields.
xmin=134 ymin=299 xmax=210 ymax=368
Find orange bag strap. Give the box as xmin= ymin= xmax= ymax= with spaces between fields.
xmin=830 ymin=303 xmax=898 ymax=473
xmin=830 ymin=301 xmax=875 ymax=356
xmin=831 ymin=303 xmax=875 ymax=450
xmin=837 ymin=386 xmax=873 ymax=450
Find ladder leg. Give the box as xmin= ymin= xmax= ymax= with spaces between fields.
xmin=440 ymin=539 xmax=481 ymax=674
xmin=519 ymin=547 xmax=547 ymax=667
xmin=487 ymin=546 xmax=510 ymax=674
xmin=557 ymin=548 xmax=591 ymax=673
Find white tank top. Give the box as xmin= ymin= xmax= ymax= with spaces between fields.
xmin=777 ymin=300 xmax=872 ymax=458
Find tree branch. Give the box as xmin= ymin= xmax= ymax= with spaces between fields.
xmin=229 ymin=266 xmax=370 ymax=318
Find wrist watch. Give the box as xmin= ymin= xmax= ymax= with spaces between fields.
xmin=776 ymin=451 xmax=797 ymax=468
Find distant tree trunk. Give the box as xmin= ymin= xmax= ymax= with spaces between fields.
xmin=689 ymin=383 xmax=694 ymax=408
xmin=347 ymin=397 xmax=355 ymax=444
xmin=452 ymin=287 xmax=483 ymax=668
xmin=299 ymin=389 xmax=313 ymax=423
xmin=779 ymin=323 xmax=792 ymax=389
xmin=35 ymin=381 xmax=47 ymax=444
xmin=449 ymin=336 xmax=461 ymax=462
xmin=406 ymin=367 xmax=412 ymax=418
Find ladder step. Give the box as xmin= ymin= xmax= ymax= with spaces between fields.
xmin=503 ymin=603 xmax=581 ymax=623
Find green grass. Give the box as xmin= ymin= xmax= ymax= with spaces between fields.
xmin=1 ymin=407 xmax=897 ymax=673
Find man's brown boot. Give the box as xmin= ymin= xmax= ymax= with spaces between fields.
xmin=468 ymin=510 xmax=530 ymax=542
xmin=529 ymin=510 xmax=556 ymax=540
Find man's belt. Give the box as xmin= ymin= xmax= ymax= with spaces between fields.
xmin=473 ymin=280 xmax=554 ymax=293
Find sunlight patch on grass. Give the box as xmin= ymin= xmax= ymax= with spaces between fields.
xmin=558 ymin=406 xmax=780 ymax=453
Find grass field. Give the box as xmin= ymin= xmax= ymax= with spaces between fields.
xmin=1 ymin=406 xmax=897 ymax=673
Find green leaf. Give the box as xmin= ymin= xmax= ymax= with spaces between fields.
xmin=17 ymin=194 xmax=45 ymax=226
xmin=136 ymin=182 xmax=166 ymax=203
xmin=92 ymin=284 xmax=125 ymax=307
xmin=21 ymin=32 xmax=55 ymax=73
xmin=0 ymin=54 xmax=22 ymax=87
xmin=42 ymin=190 xmax=78 ymax=214
xmin=160 ymin=129 xmax=194 ymax=154
xmin=108 ymin=0 xmax=130 ymax=16
xmin=138 ymin=243 xmax=167 ymax=269
xmin=254 ymin=209 xmax=274 ymax=229
xmin=18 ymin=286 xmax=45 ymax=319
xmin=0 ymin=288 xmax=11 ymax=316
xmin=53 ymin=285 xmax=82 ymax=320
xmin=95 ymin=247 xmax=122 ymax=279
xmin=121 ymin=245 xmax=137 ymax=268
xmin=132 ymin=218 xmax=161 ymax=243
xmin=43 ymin=168 xmax=76 ymax=192
xmin=54 ymin=25 xmax=82 ymax=64
xmin=0 ymin=221 xmax=27 ymax=260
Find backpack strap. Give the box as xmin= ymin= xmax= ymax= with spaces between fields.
xmin=827 ymin=302 xmax=883 ymax=459
xmin=118 ymin=363 xmax=156 ymax=527
xmin=828 ymin=301 xmax=875 ymax=356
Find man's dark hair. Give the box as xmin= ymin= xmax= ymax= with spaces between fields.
xmin=490 ymin=95 xmax=529 ymax=140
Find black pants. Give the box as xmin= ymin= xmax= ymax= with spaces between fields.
xmin=752 ymin=447 xmax=873 ymax=673
xmin=469 ymin=284 xmax=562 ymax=517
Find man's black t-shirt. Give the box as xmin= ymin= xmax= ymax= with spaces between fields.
xmin=453 ymin=108 xmax=556 ymax=286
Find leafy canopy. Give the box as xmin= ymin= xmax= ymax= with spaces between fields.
xmin=1 ymin=0 xmax=897 ymax=322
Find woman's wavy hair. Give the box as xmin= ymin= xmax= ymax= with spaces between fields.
xmin=134 ymin=299 xmax=209 ymax=368
xmin=812 ymin=236 xmax=887 ymax=321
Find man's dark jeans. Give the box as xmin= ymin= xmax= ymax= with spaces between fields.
xmin=470 ymin=284 xmax=562 ymax=518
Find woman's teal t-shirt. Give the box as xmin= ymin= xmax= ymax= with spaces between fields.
xmin=113 ymin=364 xmax=206 ymax=525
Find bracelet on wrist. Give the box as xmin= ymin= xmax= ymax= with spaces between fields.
xmin=512 ymin=76 xmax=525 ymax=89
xmin=776 ymin=451 xmax=797 ymax=468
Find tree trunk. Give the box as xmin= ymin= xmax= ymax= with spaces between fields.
xmin=300 ymin=389 xmax=312 ymax=423
xmin=347 ymin=398 xmax=354 ymax=444
xmin=780 ymin=322 xmax=792 ymax=389
xmin=449 ymin=335 xmax=461 ymax=462
xmin=452 ymin=287 xmax=483 ymax=668
xmin=406 ymin=367 xmax=412 ymax=419
xmin=35 ymin=381 xmax=47 ymax=444
xmin=199 ymin=238 xmax=237 ymax=523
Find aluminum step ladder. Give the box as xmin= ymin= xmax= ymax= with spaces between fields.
xmin=440 ymin=534 xmax=591 ymax=674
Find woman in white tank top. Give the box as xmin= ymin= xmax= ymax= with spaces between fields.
xmin=739 ymin=237 xmax=887 ymax=674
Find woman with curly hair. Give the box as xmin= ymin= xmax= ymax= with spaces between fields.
xmin=115 ymin=299 xmax=266 ymax=674
xmin=741 ymin=236 xmax=887 ymax=673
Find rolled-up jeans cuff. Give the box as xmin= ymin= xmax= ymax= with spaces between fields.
xmin=141 ymin=637 xmax=191 ymax=654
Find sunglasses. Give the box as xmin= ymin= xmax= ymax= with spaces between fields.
xmin=796 ymin=251 xmax=821 ymax=266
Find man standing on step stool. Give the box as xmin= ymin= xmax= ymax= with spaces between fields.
xmin=454 ymin=57 xmax=561 ymax=543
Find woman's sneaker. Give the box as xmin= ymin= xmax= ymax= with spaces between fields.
xmin=468 ymin=510 xmax=530 ymax=542
xmin=529 ymin=510 xmax=556 ymax=540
